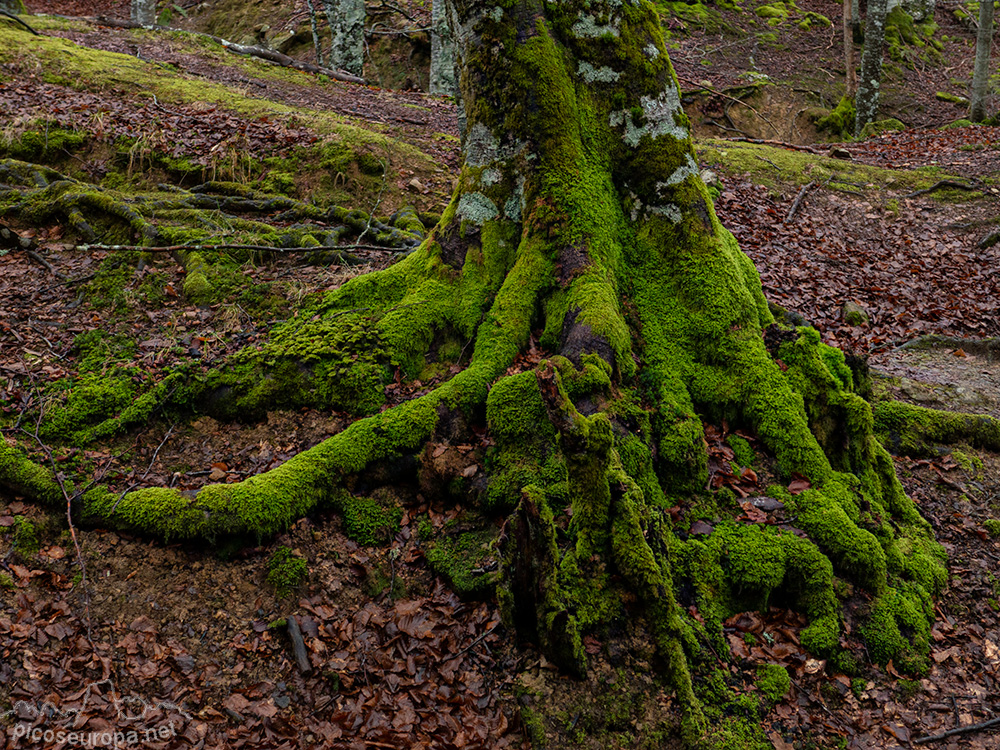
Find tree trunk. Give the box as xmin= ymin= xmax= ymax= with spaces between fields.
xmin=323 ymin=0 xmax=365 ymax=77
xmin=856 ymin=0 xmax=889 ymax=134
xmin=1 ymin=0 xmax=946 ymax=744
xmin=970 ymin=0 xmax=995 ymax=122
xmin=305 ymin=0 xmax=326 ymax=68
xmin=429 ymin=0 xmax=456 ymax=95
xmin=131 ymin=0 xmax=156 ymax=27
xmin=844 ymin=0 xmax=858 ymax=98
xmin=852 ymin=0 xmax=862 ymax=42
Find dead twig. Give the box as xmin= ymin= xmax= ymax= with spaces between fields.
xmin=914 ymin=716 xmax=1000 ymax=744
xmin=905 ymin=180 xmax=978 ymax=199
xmin=76 ymin=242 xmax=409 ymax=254
xmin=785 ymin=181 xmax=816 ymax=222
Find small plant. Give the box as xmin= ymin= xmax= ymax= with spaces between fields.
xmin=266 ymin=546 xmax=308 ymax=597
xmin=0 ymin=572 xmax=14 ymax=591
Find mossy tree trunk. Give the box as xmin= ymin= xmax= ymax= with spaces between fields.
xmin=324 ymin=0 xmax=365 ymax=76
xmin=0 ymin=0 xmax=946 ymax=745
xmin=131 ymin=0 xmax=156 ymax=26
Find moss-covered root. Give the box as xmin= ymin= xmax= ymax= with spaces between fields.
xmin=0 ymin=440 xmax=64 ymax=507
xmin=874 ymin=400 xmax=1000 ymax=456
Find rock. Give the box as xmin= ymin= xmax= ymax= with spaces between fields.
xmin=828 ymin=146 xmax=852 ymax=160
xmin=700 ymin=169 xmax=720 ymax=189
xmin=841 ymin=300 xmax=869 ymax=326
xmin=407 ymin=178 xmax=425 ymax=192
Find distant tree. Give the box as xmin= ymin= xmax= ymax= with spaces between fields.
xmin=429 ymin=0 xmax=455 ymax=96
xmin=969 ymin=0 xmax=995 ymax=122
xmin=855 ymin=0 xmax=889 ymax=134
xmin=131 ymin=0 xmax=156 ymax=26
xmin=843 ymin=0 xmax=858 ymax=98
xmin=324 ymin=0 xmax=365 ymax=76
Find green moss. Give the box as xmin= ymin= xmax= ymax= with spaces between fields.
xmin=755 ymin=663 xmax=790 ymax=705
xmin=333 ymin=491 xmax=402 ymax=546
xmin=984 ymin=519 xmax=1000 ymax=538
xmin=951 ymin=449 xmax=983 ymax=475
xmin=816 ymin=95 xmax=856 ymax=139
xmin=265 ymin=545 xmax=308 ymax=597
xmin=9 ymin=516 xmax=40 ymax=557
xmin=873 ymin=400 xmax=1000 ymax=456
xmin=0 ymin=571 xmax=14 ymax=591
xmin=941 ymin=119 xmax=974 ymax=130
xmin=726 ymin=434 xmax=756 ymax=468
xmin=858 ymin=118 xmax=907 ymax=138
xmin=860 ymin=584 xmax=932 ymax=673
xmin=935 ymin=91 xmax=968 ymax=104
xmin=425 ymin=526 xmax=499 ymax=597
xmin=0 ymin=125 xmax=87 ymax=163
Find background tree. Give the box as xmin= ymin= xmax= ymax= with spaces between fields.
xmin=131 ymin=0 xmax=156 ymax=26
xmin=844 ymin=0 xmax=858 ymax=97
xmin=324 ymin=0 xmax=365 ymax=76
xmin=969 ymin=0 xmax=995 ymax=122
xmin=0 ymin=0 xmax=945 ymax=744
xmin=429 ymin=0 xmax=455 ymax=95
xmin=856 ymin=0 xmax=890 ymax=133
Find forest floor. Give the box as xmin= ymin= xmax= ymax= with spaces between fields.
xmin=2 ymin=0 xmax=1000 ymax=748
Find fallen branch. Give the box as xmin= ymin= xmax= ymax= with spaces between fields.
xmin=719 ymin=136 xmax=824 ymax=155
xmin=914 ymin=716 xmax=1000 ymax=744
xmin=90 ymin=16 xmax=365 ymax=84
xmin=0 ymin=9 xmax=40 ymax=35
xmin=219 ymin=39 xmax=365 ymax=84
xmin=905 ymin=180 xmax=978 ymax=199
xmin=785 ymin=181 xmax=815 ymax=222
xmin=25 ymin=249 xmax=69 ymax=280
xmin=978 ymin=228 xmax=1000 ymax=249
xmin=286 ymin=615 xmax=313 ymax=675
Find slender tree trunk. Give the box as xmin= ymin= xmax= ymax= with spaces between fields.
xmin=305 ymin=0 xmax=326 ymax=68
xmin=855 ymin=0 xmax=889 ymax=134
xmin=970 ymin=0 xmax=995 ymax=122
xmin=844 ymin=0 xmax=858 ymax=97
xmin=852 ymin=0 xmax=863 ymax=41
xmin=131 ymin=0 xmax=156 ymax=27
xmin=429 ymin=0 xmax=456 ymax=95
xmin=324 ymin=0 xmax=365 ymax=76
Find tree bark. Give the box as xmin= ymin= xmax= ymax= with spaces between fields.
xmin=429 ymin=0 xmax=456 ymax=95
xmin=130 ymin=0 xmax=156 ymax=27
xmin=844 ymin=0 xmax=858 ymax=98
xmin=970 ymin=0 xmax=995 ymax=122
xmin=856 ymin=0 xmax=889 ymax=134
xmin=323 ymin=0 xmax=365 ymax=77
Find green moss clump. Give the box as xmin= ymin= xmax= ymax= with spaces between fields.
xmin=858 ymin=118 xmax=907 ymax=138
xmin=726 ymin=434 xmax=756 ymax=468
xmin=816 ymin=95 xmax=856 ymax=139
xmin=860 ymin=584 xmax=932 ymax=674
xmin=334 ymin=492 xmax=402 ymax=546
xmin=984 ymin=519 xmax=1000 ymax=538
xmin=0 ymin=126 xmax=87 ymax=162
xmin=755 ymin=663 xmax=791 ymax=705
xmin=941 ymin=119 xmax=974 ymax=130
xmin=951 ymin=449 xmax=983 ymax=475
xmin=265 ymin=545 xmax=308 ymax=597
xmin=0 ymin=571 xmax=14 ymax=591
xmin=425 ymin=527 xmax=499 ymax=597
xmin=9 ymin=516 xmax=40 ymax=557
xmin=935 ymin=91 xmax=968 ymax=104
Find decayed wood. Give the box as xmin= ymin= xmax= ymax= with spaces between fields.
xmin=286 ymin=615 xmax=313 ymax=675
